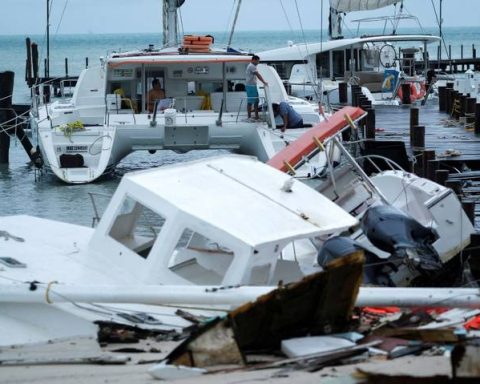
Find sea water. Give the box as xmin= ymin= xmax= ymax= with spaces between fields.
xmin=0 ymin=28 xmax=479 ymax=226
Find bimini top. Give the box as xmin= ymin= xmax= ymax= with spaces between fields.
xmin=117 ymin=155 xmax=358 ymax=246
xmin=107 ymin=49 xmax=252 ymax=68
xmin=260 ymin=34 xmax=441 ymax=62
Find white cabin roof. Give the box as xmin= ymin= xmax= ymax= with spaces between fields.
xmin=108 ymin=52 xmax=251 ymax=67
xmin=121 ymin=155 xmax=358 ymax=246
xmin=260 ymin=35 xmax=441 ymax=62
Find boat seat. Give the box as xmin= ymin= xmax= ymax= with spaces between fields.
xmin=175 ymin=95 xmax=205 ymax=112
xmin=211 ymin=92 xmax=247 ymax=113
xmin=345 ymin=71 xmax=384 ymax=92
xmin=170 ymin=258 xmax=223 ymax=285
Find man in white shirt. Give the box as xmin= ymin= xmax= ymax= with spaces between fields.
xmin=245 ymin=55 xmax=268 ymax=120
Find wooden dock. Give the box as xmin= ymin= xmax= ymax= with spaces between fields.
xmin=364 ymin=100 xmax=480 ymax=230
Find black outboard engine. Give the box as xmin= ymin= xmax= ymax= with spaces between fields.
xmin=317 ymin=236 xmax=395 ymax=286
xmin=361 ymin=205 xmax=443 ymax=276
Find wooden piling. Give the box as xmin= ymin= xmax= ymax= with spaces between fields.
xmin=462 ymin=200 xmax=476 ymax=225
xmin=445 ymin=180 xmax=463 ymax=196
xmin=365 ymin=108 xmax=376 ymax=140
xmin=401 ymin=83 xmax=411 ymax=105
xmin=339 ymin=82 xmax=348 ymax=104
xmin=459 ymin=94 xmax=467 ymax=118
xmin=422 ymin=150 xmax=436 ymax=180
xmin=65 ymin=57 xmax=69 ymax=77
xmin=438 ymin=86 xmax=447 ymax=112
xmin=409 ymin=107 xmax=419 ymax=146
xmin=445 ymin=88 xmax=453 ymax=115
xmin=0 ymin=71 xmax=14 ymax=164
xmin=435 ymin=169 xmax=450 ymax=186
xmin=466 ymin=97 xmax=476 ymax=131
xmin=475 ymin=103 xmax=480 ymax=135
xmin=411 ymin=125 xmax=425 ymax=150
xmin=351 ymin=85 xmax=361 ymax=106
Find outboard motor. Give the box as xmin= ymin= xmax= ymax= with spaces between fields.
xmin=361 ymin=205 xmax=443 ymax=275
xmin=317 ymin=236 xmax=395 ymax=286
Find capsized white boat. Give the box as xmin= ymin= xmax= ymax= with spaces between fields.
xmin=0 ymin=154 xmax=358 ymax=346
xmin=268 ymin=107 xmax=475 ymax=286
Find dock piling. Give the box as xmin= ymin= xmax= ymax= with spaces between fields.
xmin=409 ymin=107 xmax=419 ymax=146
xmin=435 ymin=169 xmax=450 ymax=186
xmin=365 ymin=108 xmax=376 ymax=140
xmin=339 ymin=82 xmax=348 ymax=104
xmin=475 ymin=103 xmax=480 ymax=135
xmin=422 ymin=150 xmax=436 ymax=180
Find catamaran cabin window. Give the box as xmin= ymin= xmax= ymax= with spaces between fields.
xmin=168 ymin=228 xmax=234 ymax=285
xmin=315 ymin=52 xmax=330 ymax=79
xmin=332 ymin=51 xmax=345 ymax=78
xmin=108 ymin=196 xmax=166 ymax=259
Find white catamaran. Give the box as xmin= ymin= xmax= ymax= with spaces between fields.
xmin=260 ymin=0 xmax=440 ymax=105
xmin=29 ymin=0 xmax=322 ymax=184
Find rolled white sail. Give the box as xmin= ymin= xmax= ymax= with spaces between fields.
xmin=330 ymin=0 xmax=399 ymax=12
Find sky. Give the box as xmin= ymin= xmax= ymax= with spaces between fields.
xmin=1 ymin=0 xmax=479 ymax=36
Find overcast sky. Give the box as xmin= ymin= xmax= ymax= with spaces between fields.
xmin=2 ymin=0 xmax=479 ymax=35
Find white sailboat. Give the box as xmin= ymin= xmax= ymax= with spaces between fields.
xmin=260 ymin=0 xmax=440 ymax=104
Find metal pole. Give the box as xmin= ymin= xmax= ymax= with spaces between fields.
xmin=227 ymin=0 xmax=242 ymax=50
xmin=439 ymin=0 xmax=442 ymax=63
xmin=46 ymin=0 xmax=50 ymax=78
xmin=3 ymin=284 xmax=480 ymax=309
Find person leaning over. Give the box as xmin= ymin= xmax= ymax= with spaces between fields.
xmin=245 ymin=55 xmax=268 ymax=120
xmin=147 ymin=79 xmax=166 ymax=113
xmin=272 ymin=101 xmax=303 ymax=132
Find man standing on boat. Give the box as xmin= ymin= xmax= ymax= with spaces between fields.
xmin=245 ymin=55 xmax=268 ymax=121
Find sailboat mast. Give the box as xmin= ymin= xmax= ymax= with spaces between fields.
xmin=438 ymin=0 xmax=443 ymax=64
xmin=163 ymin=0 xmax=182 ymax=47
xmin=46 ymin=0 xmax=50 ymax=78
xmin=227 ymin=0 xmax=242 ymax=49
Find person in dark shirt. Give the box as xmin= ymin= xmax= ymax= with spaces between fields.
xmin=272 ymin=102 xmax=303 ymax=132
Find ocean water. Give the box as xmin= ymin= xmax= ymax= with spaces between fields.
xmin=1 ymin=27 xmax=479 ymax=226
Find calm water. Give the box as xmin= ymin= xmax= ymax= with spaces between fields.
xmin=1 ymin=28 xmax=479 ymax=226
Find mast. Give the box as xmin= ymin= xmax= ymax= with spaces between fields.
xmin=227 ymin=0 xmax=242 ymax=49
xmin=163 ymin=0 xmax=185 ymax=47
xmin=328 ymin=7 xmax=343 ymax=39
xmin=46 ymin=0 xmax=50 ymax=78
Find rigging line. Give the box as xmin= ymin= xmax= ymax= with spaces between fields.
xmin=278 ymin=0 xmax=319 ymax=99
xmin=54 ymin=0 xmax=70 ymax=38
xmin=294 ymin=0 xmax=316 ymax=88
xmin=431 ymin=0 xmax=450 ymax=61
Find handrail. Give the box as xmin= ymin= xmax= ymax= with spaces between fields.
xmin=355 ymin=154 xmax=406 ymax=173
xmin=87 ymin=191 xmax=112 ymax=227
xmin=151 ymin=98 xmax=175 ymax=127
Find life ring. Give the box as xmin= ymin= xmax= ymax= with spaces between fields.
xmin=397 ymin=80 xmax=427 ymax=103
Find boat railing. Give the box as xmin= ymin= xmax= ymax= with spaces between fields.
xmin=105 ymin=96 xmax=137 ymax=126
xmin=59 ymin=79 xmax=76 ymax=99
xmin=351 ymin=14 xmax=425 ymax=36
xmin=150 ymin=98 xmax=176 ymax=127
xmin=355 ymin=154 xmax=406 ymax=173
xmin=88 ymin=191 xmax=113 ymax=227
